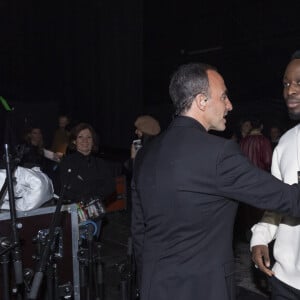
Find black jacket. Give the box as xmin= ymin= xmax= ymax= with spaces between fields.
xmin=131 ymin=116 xmax=300 ymax=300
xmin=59 ymin=151 xmax=115 ymax=203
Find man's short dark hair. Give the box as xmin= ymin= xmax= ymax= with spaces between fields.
xmin=169 ymin=62 xmax=217 ymax=116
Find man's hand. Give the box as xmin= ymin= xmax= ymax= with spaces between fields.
xmin=251 ymin=245 xmax=274 ymax=277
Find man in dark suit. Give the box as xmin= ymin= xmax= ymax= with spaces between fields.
xmin=131 ymin=63 xmax=300 ymax=300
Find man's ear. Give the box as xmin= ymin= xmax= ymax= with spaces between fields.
xmin=195 ymin=93 xmax=208 ymax=110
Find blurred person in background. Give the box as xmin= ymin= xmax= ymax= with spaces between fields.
xmin=15 ymin=126 xmax=61 ymax=191
xmin=51 ymin=114 xmax=71 ymax=157
xmin=130 ymin=115 xmax=161 ymax=160
xmin=124 ymin=115 xmax=161 ymax=213
xmin=231 ymin=118 xmax=253 ymax=143
xmin=269 ymin=124 xmax=282 ymax=150
xmin=19 ymin=126 xmax=60 ymax=169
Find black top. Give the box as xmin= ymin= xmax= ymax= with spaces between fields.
xmin=59 ymin=151 xmax=115 ymax=203
xmin=18 ymin=143 xmax=46 ymax=169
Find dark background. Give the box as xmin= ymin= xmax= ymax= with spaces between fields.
xmin=1 ymin=0 xmax=300 ymax=151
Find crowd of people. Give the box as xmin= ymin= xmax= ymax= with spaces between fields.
xmin=2 ymin=51 xmax=300 ymax=300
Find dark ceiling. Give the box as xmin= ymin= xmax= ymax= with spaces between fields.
xmin=1 ymin=0 xmax=300 ymax=147
xmin=143 ymin=1 xmax=300 ymax=116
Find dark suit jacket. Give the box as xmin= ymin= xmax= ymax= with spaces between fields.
xmin=131 ymin=116 xmax=300 ymax=300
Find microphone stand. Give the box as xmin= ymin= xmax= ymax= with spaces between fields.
xmin=0 ymin=237 xmax=11 ymax=300
xmin=28 ymin=169 xmax=71 ymax=300
xmin=3 ymin=143 xmax=24 ymax=298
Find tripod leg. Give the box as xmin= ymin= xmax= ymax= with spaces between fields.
xmin=121 ymin=279 xmax=128 ymax=300
xmin=87 ymin=238 xmax=94 ymax=299
xmin=53 ymin=263 xmax=59 ymax=300
xmin=79 ymin=261 xmax=88 ymax=300
xmin=0 ymin=252 xmax=10 ymax=300
xmin=93 ymin=259 xmax=104 ymax=300
xmin=127 ymin=275 xmax=132 ymax=300
xmin=46 ymin=265 xmax=54 ymax=300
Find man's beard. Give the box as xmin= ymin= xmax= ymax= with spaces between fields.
xmin=288 ymin=110 xmax=300 ymax=120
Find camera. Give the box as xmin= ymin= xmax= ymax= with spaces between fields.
xmin=133 ymin=139 xmax=142 ymax=151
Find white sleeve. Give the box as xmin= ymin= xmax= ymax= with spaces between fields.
xmin=250 ymin=146 xmax=281 ymax=250
xmin=271 ymin=147 xmax=282 ymax=181
xmin=250 ymin=222 xmax=278 ymax=249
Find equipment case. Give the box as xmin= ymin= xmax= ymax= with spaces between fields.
xmin=0 ymin=204 xmax=80 ymax=300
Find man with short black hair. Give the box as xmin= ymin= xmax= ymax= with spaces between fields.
xmin=251 ymin=50 xmax=300 ymax=300
xmin=132 ymin=62 xmax=300 ymax=300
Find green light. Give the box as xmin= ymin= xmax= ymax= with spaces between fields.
xmin=0 ymin=96 xmax=12 ymax=111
